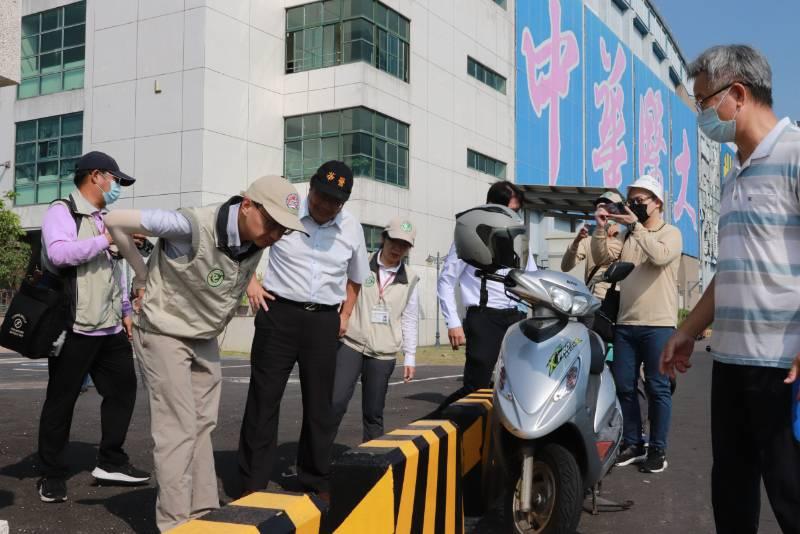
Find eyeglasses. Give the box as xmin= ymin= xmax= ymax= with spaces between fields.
xmin=693 ymin=81 xmax=748 ymax=113
xmin=628 ymin=195 xmax=653 ymax=205
xmin=255 ymin=204 xmax=293 ymax=236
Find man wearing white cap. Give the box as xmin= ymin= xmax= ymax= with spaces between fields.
xmin=105 ymin=176 xmax=306 ymax=531
xmin=592 ymin=175 xmax=682 ymax=474
xmin=561 ymin=190 xmax=624 ymax=299
xmin=329 ymin=216 xmax=420 ymax=443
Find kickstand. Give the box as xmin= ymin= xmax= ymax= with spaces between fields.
xmin=585 ymin=481 xmax=634 ymax=515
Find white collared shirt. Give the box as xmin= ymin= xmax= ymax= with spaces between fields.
xmin=437 ymin=242 xmax=537 ymax=329
xmin=264 ymin=198 xmax=370 ymax=306
xmin=376 ymin=252 xmax=419 ymax=365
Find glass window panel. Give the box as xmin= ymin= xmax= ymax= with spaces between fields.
xmin=41 ymin=9 xmax=62 ymax=32
xmin=60 ymin=158 xmax=78 ymax=179
xmin=294 ymin=32 xmax=305 ymax=69
xmin=374 ymin=140 xmax=386 ymax=161
xmin=399 ymin=146 xmax=408 ymax=168
xmin=37 ymin=182 xmax=60 ymax=203
xmin=21 ymin=36 xmax=38 ymax=58
xmin=22 ymin=14 xmax=40 ymax=37
xmin=346 ymin=155 xmax=372 ymax=176
xmin=343 ymin=0 xmax=372 ymax=18
xmin=385 ymin=119 xmax=398 ymax=141
xmin=353 ymin=108 xmax=372 ymax=132
xmin=398 ymin=163 xmax=407 ymax=186
xmin=21 ymin=56 xmax=38 ymax=78
xmin=14 ymin=186 xmax=35 ymax=206
xmin=15 ymin=164 xmax=35 ymax=184
xmin=321 ymin=112 xmax=339 ymax=134
xmin=15 ymin=143 xmax=36 ymax=164
xmin=303 ymin=114 xmax=321 ymax=137
xmin=63 ymin=46 xmax=84 ymax=69
xmin=39 ymin=117 xmax=60 ymax=139
xmin=387 ymin=11 xmax=399 ymax=33
xmin=286 ymin=32 xmax=297 ymax=72
xmin=467 ymin=150 xmax=476 ymax=168
xmin=40 ymin=51 xmax=62 ymax=74
xmin=322 ymin=24 xmax=336 ymax=66
xmin=40 ymin=30 xmax=62 ymax=53
xmin=355 ymin=132 xmax=372 ymax=155
xmin=63 ymin=24 xmax=85 ymax=47
xmin=303 ymin=27 xmax=323 ymax=69
xmin=387 ymin=163 xmax=398 ymax=184
xmin=497 ymin=162 xmax=507 ymax=179
xmin=498 ymin=78 xmax=506 ymax=93
xmin=386 ymin=143 xmax=397 ymax=164
xmin=16 ymin=121 xmax=37 ymax=143
xmin=304 ymin=2 xmax=322 ymax=26
xmin=399 ymin=18 xmax=409 ymax=40
xmin=321 ymin=137 xmax=339 ymax=161
xmin=341 ymin=133 xmax=356 ymax=155
xmin=374 ymin=115 xmax=386 ymax=138
xmin=398 ymin=124 xmax=408 ymax=145
xmin=60 ymin=137 xmax=81 ymax=158
xmin=61 ymin=113 xmax=82 ymax=135
xmin=374 ymin=159 xmax=386 ymax=181
xmin=302 ymin=138 xmax=321 ymax=166
xmin=388 ymin=51 xmax=398 ymax=76
xmin=39 ymin=140 xmax=59 ymax=160
xmin=63 ymin=69 xmax=83 ymax=90
xmin=60 ymin=181 xmax=76 ymax=198
xmin=285 ymin=117 xmax=302 ymax=139
xmin=341 ymin=109 xmax=354 ymax=131
xmin=322 ymin=0 xmax=340 ymax=23
xmin=375 ymin=4 xmax=388 ymax=27
xmin=287 ymin=7 xmax=304 ymax=31
xmin=38 ymin=160 xmax=60 ymax=181
xmin=468 ymin=58 xmax=476 ymax=77
xmin=64 ymin=2 xmax=86 ymax=26
xmin=285 ymin=140 xmax=303 ymax=178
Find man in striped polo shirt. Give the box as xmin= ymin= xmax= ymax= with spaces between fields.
xmin=661 ymin=45 xmax=800 ymax=534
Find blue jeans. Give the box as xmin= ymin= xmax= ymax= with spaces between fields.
xmin=612 ymin=325 xmax=674 ymax=451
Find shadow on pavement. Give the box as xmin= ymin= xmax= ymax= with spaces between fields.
xmin=76 ymin=486 xmax=157 ymax=534
xmin=0 ymin=442 xmax=98 ymax=481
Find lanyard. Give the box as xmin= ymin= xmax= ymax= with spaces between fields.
xmin=377 ymin=269 xmax=396 ymax=300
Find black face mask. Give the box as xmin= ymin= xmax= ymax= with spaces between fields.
xmin=628 ymin=202 xmax=650 ymax=223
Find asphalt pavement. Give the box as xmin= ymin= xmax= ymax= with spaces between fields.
xmin=0 ymin=345 xmax=782 ymax=533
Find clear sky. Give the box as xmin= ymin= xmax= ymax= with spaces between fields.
xmin=651 ymin=0 xmax=799 ymax=121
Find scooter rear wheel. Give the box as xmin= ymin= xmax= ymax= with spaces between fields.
xmin=505 ymin=443 xmax=583 ymax=534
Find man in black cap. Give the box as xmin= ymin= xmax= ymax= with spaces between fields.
xmin=237 ymin=160 xmax=369 ymax=500
xmin=36 ymin=151 xmax=149 ymax=503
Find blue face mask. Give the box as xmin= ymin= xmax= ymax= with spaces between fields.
xmin=697 ymin=88 xmax=739 ymax=143
xmin=97 ymin=177 xmax=121 ymax=205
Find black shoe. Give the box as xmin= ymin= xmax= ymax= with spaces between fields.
xmin=614 ymin=444 xmax=647 ymax=467
xmin=92 ymin=463 xmax=151 ymax=486
xmin=37 ymin=477 xmax=67 ymax=503
xmin=639 ymin=447 xmax=668 ymax=473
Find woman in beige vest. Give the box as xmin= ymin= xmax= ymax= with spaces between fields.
xmin=330 ymin=217 xmax=420 ymax=443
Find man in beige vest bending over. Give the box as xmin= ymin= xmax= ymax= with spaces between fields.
xmin=561 ymin=191 xmax=624 ymax=299
xmin=105 ymin=176 xmax=305 ymax=532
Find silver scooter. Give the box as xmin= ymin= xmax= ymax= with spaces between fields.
xmin=484 ymin=262 xmax=634 ymax=533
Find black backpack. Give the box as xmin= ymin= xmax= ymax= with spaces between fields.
xmin=0 ymin=199 xmax=81 ymax=358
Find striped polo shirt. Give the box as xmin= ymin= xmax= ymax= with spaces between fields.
xmin=711 ymin=117 xmax=800 ymax=369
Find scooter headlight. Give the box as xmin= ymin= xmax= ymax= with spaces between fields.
xmin=547 ymin=285 xmax=573 ymax=314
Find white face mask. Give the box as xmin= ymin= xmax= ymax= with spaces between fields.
xmin=697 ymin=87 xmax=739 ymax=143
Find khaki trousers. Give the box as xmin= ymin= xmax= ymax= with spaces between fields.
xmin=133 ymin=327 xmax=222 ymax=532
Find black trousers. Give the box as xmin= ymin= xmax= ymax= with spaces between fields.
xmin=237 ymin=302 xmax=339 ymax=493
xmin=711 ymin=361 xmax=800 ymax=534
xmin=331 ymin=343 xmax=397 ymax=443
xmin=438 ymin=306 xmax=525 ymax=409
xmin=38 ymin=331 xmax=136 ymax=478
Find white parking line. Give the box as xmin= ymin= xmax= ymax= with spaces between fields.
xmin=388 ymin=374 xmax=462 ymax=386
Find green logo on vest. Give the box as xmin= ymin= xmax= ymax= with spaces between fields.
xmin=364 ymin=273 xmax=376 ymax=287
xmin=207 ymin=268 xmax=225 ymax=287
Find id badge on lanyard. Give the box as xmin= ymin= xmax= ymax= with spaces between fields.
xmin=371 ymin=270 xmax=395 ymax=325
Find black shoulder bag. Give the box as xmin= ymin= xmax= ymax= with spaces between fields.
xmin=591 ymin=230 xmax=631 ymax=343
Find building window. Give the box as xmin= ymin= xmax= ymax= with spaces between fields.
xmin=14 ymin=113 xmax=83 ymax=206
xmin=285 ymin=107 xmax=410 ymax=187
xmin=286 ymin=0 xmax=410 ymax=82
xmin=467 ymin=57 xmax=506 ymax=94
xmin=18 ymin=1 xmax=86 ymax=100
xmin=362 ymin=224 xmax=383 ymax=253
xmin=467 ymin=149 xmax=506 ymax=179
xmin=492 ymin=0 xmax=507 ymax=8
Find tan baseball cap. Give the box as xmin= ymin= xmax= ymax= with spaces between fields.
xmin=595 ymin=190 xmax=623 ymax=204
xmin=384 ymin=216 xmax=416 ymax=246
xmin=241 ymin=176 xmax=306 ymax=234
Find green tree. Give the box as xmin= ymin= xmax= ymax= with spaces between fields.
xmin=0 ymin=192 xmax=31 ymax=289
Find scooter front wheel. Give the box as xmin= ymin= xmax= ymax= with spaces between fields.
xmin=505 ymin=443 xmax=583 ymax=534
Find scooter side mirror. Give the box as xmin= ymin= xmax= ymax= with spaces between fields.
xmin=603 ymin=261 xmax=635 ymax=283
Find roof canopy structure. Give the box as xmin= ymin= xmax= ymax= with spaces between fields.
xmin=519 ymin=185 xmax=621 ymax=219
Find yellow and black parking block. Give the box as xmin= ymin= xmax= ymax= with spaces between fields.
xmin=439 ymin=389 xmax=497 ymax=516
xmin=168 ymin=491 xmax=325 ymax=534
xmin=326 ymin=420 xmax=462 ymax=533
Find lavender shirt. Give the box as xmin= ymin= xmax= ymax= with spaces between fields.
xmin=41 ymin=202 xmax=131 ymax=336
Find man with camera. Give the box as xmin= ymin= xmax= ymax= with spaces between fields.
xmin=592 ymin=175 xmax=682 ymax=474
xmin=561 ymin=191 xmax=624 ymax=298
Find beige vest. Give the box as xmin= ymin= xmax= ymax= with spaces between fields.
xmin=136 ymin=204 xmax=263 ymax=339
xmin=343 ymin=252 xmax=419 ymax=359
xmin=41 ymin=192 xmax=122 ymax=332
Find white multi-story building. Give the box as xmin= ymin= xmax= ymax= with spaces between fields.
xmin=0 ymin=0 xmax=518 ymax=348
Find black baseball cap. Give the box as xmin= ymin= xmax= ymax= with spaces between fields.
xmin=75 ymin=151 xmax=135 ymax=186
xmin=310 ymin=160 xmax=353 ymax=202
